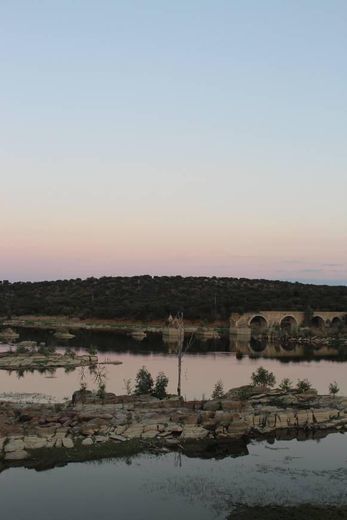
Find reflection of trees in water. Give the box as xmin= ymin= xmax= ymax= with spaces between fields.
xmin=250 ymin=336 xmax=268 ymax=353
xmin=12 ymin=326 xmax=231 ymax=355
xmin=13 ymin=366 xmax=58 ymax=378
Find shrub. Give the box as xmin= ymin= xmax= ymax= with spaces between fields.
xmin=211 ymin=379 xmax=224 ymax=399
xmin=16 ymin=344 xmax=29 ymax=354
xmin=296 ymin=378 xmax=312 ymax=393
xmin=251 ymin=366 xmax=276 ymax=387
xmin=96 ymin=382 xmax=106 ymax=399
xmin=64 ymin=347 xmax=76 ymax=358
xmin=329 ymin=381 xmax=340 ymax=396
xmin=123 ymin=378 xmax=133 ymax=395
xmin=152 ymin=372 xmax=169 ymax=399
xmin=38 ymin=344 xmax=56 ymax=356
xmin=135 ymin=366 xmax=154 ymax=395
xmin=279 ymin=378 xmax=293 ymax=392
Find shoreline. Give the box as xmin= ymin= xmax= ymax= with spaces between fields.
xmin=0 ymin=386 xmax=346 ymax=473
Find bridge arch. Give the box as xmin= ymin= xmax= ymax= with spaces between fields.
xmin=330 ymin=316 xmax=343 ymax=330
xmin=280 ymin=315 xmax=298 ymax=333
xmin=248 ymin=315 xmax=268 ymax=334
xmin=311 ymin=316 xmax=325 ymax=330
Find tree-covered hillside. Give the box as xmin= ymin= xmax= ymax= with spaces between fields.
xmin=0 ymin=276 xmax=346 ymax=321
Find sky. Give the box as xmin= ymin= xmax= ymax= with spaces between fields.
xmin=1 ymin=0 xmax=346 ymax=284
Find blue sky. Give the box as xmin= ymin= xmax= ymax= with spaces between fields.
xmin=1 ymin=1 xmax=346 ymax=283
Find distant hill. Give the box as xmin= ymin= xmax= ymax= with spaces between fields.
xmin=0 ymin=276 xmax=346 ymax=322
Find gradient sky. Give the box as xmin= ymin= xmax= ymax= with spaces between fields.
xmin=1 ymin=1 xmax=346 ymax=284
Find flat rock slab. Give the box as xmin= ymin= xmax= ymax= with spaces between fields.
xmin=5 ymin=450 xmax=28 ymax=460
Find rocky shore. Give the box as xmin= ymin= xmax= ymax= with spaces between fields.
xmin=0 ymin=349 xmax=121 ymax=371
xmin=0 ymin=386 xmax=346 ymax=471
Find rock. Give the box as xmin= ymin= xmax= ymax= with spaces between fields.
xmin=94 ymin=435 xmax=108 ymax=443
xmin=123 ymin=424 xmax=144 ymax=439
xmin=168 ymin=424 xmax=183 ymax=434
xmin=5 ymin=450 xmax=28 ymax=460
xmin=203 ymin=400 xmax=221 ymax=412
xmin=142 ymin=430 xmax=158 ymax=439
xmin=24 ymin=436 xmax=47 ymax=450
xmin=164 ymin=438 xmax=180 ymax=446
xmin=109 ymin=433 xmax=127 ymax=442
xmin=5 ymin=438 xmax=25 ymax=452
xmin=62 ymin=437 xmax=74 ymax=448
xmin=54 ymin=438 xmax=63 ymax=448
xmin=221 ymin=400 xmax=244 ymax=411
xmin=81 ymin=437 xmax=93 ymax=446
xmin=181 ymin=426 xmax=209 ymax=440
xmin=0 ymin=437 xmax=6 ymax=450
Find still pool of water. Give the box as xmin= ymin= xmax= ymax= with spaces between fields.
xmin=0 ymin=328 xmax=347 ymax=400
xmin=1 ymin=433 xmax=347 ymax=520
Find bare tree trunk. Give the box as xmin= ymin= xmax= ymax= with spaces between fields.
xmin=176 ymin=313 xmax=184 ymax=397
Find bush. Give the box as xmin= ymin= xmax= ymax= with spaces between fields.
xmin=211 ymin=380 xmax=224 ymax=399
xmin=279 ymin=378 xmax=293 ymax=392
xmin=134 ymin=366 xmax=154 ymax=395
xmin=329 ymin=381 xmax=340 ymax=396
xmin=296 ymin=378 xmax=312 ymax=393
xmin=96 ymin=382 xmax=106 ymax=399
xmin=64 ymin=347 xmax=76 ymax=358
xmin=152 ymin=372 xmax=169 ymax=399
xmin=38 ymin=344 xmax=56 ymax=356
xmin=16 ymin=344 xmax=29 ymax=354
xmin=251 ymin=366 xmax=276 ymax=387
xmin=123 ymin=378 xmax=133 ymax=395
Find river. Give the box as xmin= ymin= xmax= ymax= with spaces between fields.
xmin=1 ymin=433 xmax=347 ymax=519
xmin=0 ymin=327 xmax=346 ymax=401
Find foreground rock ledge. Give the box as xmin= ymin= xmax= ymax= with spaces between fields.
xmin=0 ymin=386 xmax=346 ymax=470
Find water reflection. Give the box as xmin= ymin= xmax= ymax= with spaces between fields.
xmin=0 ymin=434 xmax=346 ymax=520
xmin=1 ymin=326 xmax=347 ymax=400
xmin=229 ymin=335 xmax=347 ymax=361
xmin=5 ymin=326 xmax=347 ymax=362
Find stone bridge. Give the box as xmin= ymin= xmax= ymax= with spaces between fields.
xmin=230 ymin=310 xmax=346 ymax=336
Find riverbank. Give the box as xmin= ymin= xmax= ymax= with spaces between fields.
xmin=0 ymin=386 xmax=346 ymax=472
xmin=1 ymin=315 xmax=211 ymax=335
xmin=0 ymin=350 xmax=121 ymax=371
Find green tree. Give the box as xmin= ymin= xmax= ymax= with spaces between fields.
xmin=329 ymin=381 xmax=340 ymax=397
xmin=152 ymin=372 xmax=169 ymax=399
xmin=296 ymin=378 xmax=312 ymax=393
xmin=279 ymin=378 xmax=293 ymax=392
xmin=211 ymin=379 xmax=225 ymax=399
xmin=134 ymin=366 xmax=154 ymax=395
xmin=251 ymin=366 xmax=276 ymax=387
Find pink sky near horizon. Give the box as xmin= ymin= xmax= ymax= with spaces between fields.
xmin=1 ymin=2 xmax=347 ymax=285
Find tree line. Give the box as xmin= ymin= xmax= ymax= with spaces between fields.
xmin=0 ymin=275 xmax=347 ymax=322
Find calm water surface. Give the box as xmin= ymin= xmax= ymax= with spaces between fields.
xmin=0 ymin=328 xmax=347 ymax=400
xmin=1 ymin=434 xmax=347 ymax=520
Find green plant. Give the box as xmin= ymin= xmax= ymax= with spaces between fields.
xmin=15 ymin=344 xmax=29 ymax=354
xmin=211 ymin=379 xmax=224 ymax=399
xmin=329 ymin=381 xmax=340 ymax=396
xmin=251 ymin=366 xmax=276 ymax=387
xmin=296 ymin=378 xmax=312 ymax=393
xmin=64 ymin=347 xmax=76 ymax=358
xmin=94 ymin=365 xmax=107 ymax=400
xmin=123 ymin=378 xmax=133 ymax=395
xmin=87 ymin=345 xmax=97 ymax=356
xmin=134 ymin=366 xmax=153 ymax=395
xmin=152 ymin=372 xmax=169 ymax=399
xmin=38 ymin=344 xmax=56 ymax=356
xmin=279 ymin=378 xmax=293 ymax=392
